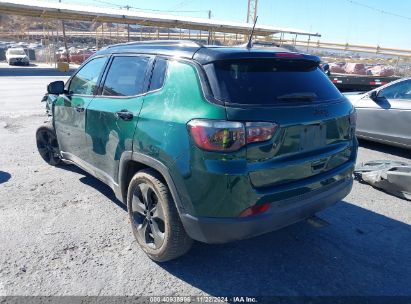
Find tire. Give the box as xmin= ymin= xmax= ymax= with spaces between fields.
xmin=36 ymin=123 xmax=62 ymax=166
xmin=127 ymin=169 xmax=193 ymax=262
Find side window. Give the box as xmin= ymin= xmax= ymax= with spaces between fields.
xmin=102 ymin=56 xmax=150 ymax=97
xmin=69 ymin=57 xmax=107 ymax=95
xmin=379 ymin=80 xmax=411 ymax=100
xmin=149 ymin=58 xmax=168 ymax=91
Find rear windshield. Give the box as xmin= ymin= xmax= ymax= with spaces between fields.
xmin=206 ymin=58 xmax=342 ymax=105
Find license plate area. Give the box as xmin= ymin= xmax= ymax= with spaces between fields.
xmin=300 ymin=124 xmax=327 ymax=151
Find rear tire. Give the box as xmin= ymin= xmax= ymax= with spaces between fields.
xmin=127 ymin=169 xmax=193 ymax=262
xmin=36 ymin=123 xmax=62 ymax=166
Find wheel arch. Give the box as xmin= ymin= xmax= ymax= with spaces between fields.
xmin=118 ymin=152 xmax=187 ymax=214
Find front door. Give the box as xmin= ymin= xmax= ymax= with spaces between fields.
xmin=54 ymin=56 xmax=108 ymax=161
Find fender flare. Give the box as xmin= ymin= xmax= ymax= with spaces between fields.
xmin=118 ymin=151 xmax=188 ymax=214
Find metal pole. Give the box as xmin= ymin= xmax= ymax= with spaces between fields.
xmin=95 ymin=24 xmax=98 ymax=49
xmin=51 ymin=27 xmax=55 ymax=67
xmin=395 ymin=56 xmax=400 ymax=75
xmin=116 ymin=23 xmax=119 ymax=43
xmin=109 ymin=23 xmax=112 ymax=44
xmin=61 ymin=19 xmax=70 ymax=64
xmin=126 ymin=5 xmax=130 ymax=42
xmin=207 ymin=10 xmax=212 ymax=44
xmin=247 ymin=0 xmax=251 ymax=23
xmin=101 ymin=22 xmax=104 ymax=47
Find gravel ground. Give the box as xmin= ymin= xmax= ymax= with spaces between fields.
xmin=0 ymin=76 xmax=411 ymax=297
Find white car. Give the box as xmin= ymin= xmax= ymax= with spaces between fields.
xmin=6 ymin=48 xmax=30 ymax=66
xmin=344 ymin=77 xmax=411 ymax=149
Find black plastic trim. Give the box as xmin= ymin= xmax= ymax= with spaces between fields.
xmin=180 ymin=177 xmax=353 ymax=244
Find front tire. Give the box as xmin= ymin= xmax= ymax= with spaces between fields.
xmin=127 ymin=169 xmax=192 ymax=262
xmin=36 ymin=123 xmax=62 ymax=166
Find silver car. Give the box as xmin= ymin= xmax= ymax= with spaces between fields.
xmin=345 ymin=77 xmax=411 ymax=149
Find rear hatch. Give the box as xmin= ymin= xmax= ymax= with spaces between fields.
xmin=204 ymin=55 xmax=355 ymax=189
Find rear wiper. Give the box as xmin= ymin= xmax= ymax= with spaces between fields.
xmin=277 ymin=92 xmax=317 ymax=101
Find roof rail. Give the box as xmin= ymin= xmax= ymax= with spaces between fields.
xmin=106 ymin=40 xmax=204 ymax=49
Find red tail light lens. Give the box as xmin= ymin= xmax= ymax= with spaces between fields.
xmin=246 ymin=122 xmax=278 ymax=144
xmin=187 ymin=120 xmax=245 ymax=152
xmin=187 ymin=120 xmax=278 ymax=152
xmin=239 ymin=203 xmax=270 ymax=217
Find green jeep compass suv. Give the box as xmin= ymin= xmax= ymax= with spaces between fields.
xmin=37 ymin=40 xmax=358 ymax=261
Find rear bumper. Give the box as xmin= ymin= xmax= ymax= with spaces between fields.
xmin=180 ymin=177 xmax=353 ymax=243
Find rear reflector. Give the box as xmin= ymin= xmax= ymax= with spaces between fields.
xmin=239 ymin=203 xmax=270 ymax=217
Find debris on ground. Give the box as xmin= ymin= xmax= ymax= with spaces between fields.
xmin=354 ymin=160 xmax=411 ymax=201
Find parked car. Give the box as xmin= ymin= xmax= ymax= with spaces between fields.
xmin=36 ymin=40 xmax=358 ymax=261
xmin=5 ymin=47 xmax=29 ymax=65
xmin=345 ymin=77 xmax=411 ymax=149
xmin=57 ymin=49 xmax=94 ymax=64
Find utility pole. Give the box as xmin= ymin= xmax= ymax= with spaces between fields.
xmin=125 ymin=5 xmax=130 ymax=42
xmin=246 ymin=0 xmax=258 ymax=23
xmin=58 ymin=0 xmax=69 ymax=63
xmin=61 ymin=20 xmax=69 ymax=64
xmin=207 ymin=10 xmax=212 ymax=44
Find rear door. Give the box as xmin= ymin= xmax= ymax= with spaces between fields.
xmin=54 ymin=56 xmax=108 ymax=160
xmin=355 ymin=79 xmax=411 ymax=147
xmin=84 ymin=54 xmax=152 ymax=182
xmin=207 ymin=57 xmax=355 ymax=189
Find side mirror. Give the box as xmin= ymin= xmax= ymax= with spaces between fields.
xmin=369 ymin=90 xmax=379 ymax=101
xmin=47 ymin=81 xmax=65 ymax=95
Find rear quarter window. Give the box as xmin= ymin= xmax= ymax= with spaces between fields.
xmin=206 ymin=58 xmax=342 ymax=105
xmin=149 ymin=58 xmax=168 ymax=91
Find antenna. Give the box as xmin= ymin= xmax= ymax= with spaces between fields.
xmin=246 ymin=16 xmax=258 ymax=49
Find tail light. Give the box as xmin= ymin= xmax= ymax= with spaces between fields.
xmin=245 ymin=122 xmax=278 ymax=144
xmin=187 ymin=120 xmax=278 ymax=152
xmin=239 ymin=202 xmax=271 ymax=217
xmin=349 ymin=110 xmax=357 ymax=127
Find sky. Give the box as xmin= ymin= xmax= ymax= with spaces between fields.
xmin=53 ymin=0 xmax=411 ymax=49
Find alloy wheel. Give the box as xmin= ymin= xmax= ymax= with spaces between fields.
xmin=131 ymin=182 xmax=166 ymax=249
xmin=37 ymin=130 xmax=60 ymax=165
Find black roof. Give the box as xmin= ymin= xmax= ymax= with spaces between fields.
xmin=95 ymin=40 xmax=320 ymax=64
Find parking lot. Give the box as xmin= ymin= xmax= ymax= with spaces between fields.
xmin=0 ymin=74 xmax=411 ymax=297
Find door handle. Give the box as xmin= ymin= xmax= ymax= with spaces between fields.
xmin=311 ymin=158 xmax=328 ymax=172
xmin=115 ymin=109 xmax=133 ymax=121
xmin=75 ymin=106 xmax=84 ymax=113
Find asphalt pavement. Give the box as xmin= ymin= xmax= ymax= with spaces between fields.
xmin=0 ymin=74 xmax=410 ymax=297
